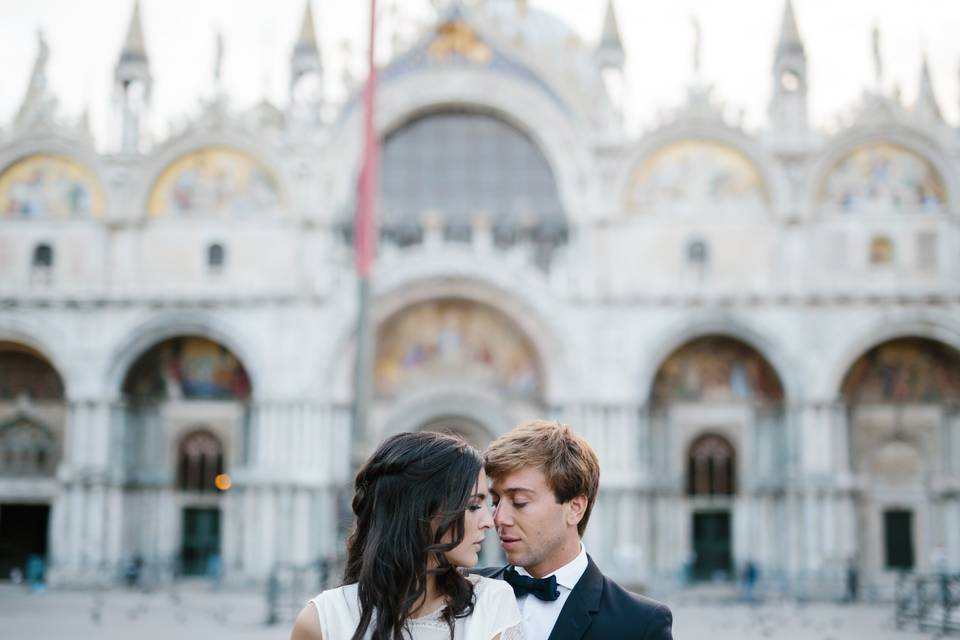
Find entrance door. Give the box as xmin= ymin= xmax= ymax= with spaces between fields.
xmin=884 ymin=509 xmax=914 ymax=570
xmin=692 ymin=511 xmax=732 ymax=581
xmin=181 ymin=507 xmax=220 ymax=576
xmin=0 ymin=504 xmax=49 ymax=578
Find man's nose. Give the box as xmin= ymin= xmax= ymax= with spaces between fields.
xmin=493 ymin=502 xmax=511 ymax=527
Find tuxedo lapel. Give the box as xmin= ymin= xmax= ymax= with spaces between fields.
xmin=546 ymin=556 xmax=604 ymax=640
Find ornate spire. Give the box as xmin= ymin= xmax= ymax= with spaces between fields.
xmin=776 ymin=0 xmax=803 ymax=54
xmin=295 ymin=1 xmax=320 ymax=59
xmin=596 ymin=0 xmax=624 ymax=70
xmin=115 ymin=0 xmax=152 ymax=93
xmin=871 ymin=24 xmax=883 ymax=89
xmin=769 ymin=0 xmax=808 ymax=138
xmin=120 ymin=0 xmax=147 ymax=64
xmin=914 ymin=54 xmax=943 ymax=124
xmin=114 ymin=0 xmax=152 ymax=152
xmin=15 ymin=30 xmax=58 ymax=128
xmin=291 ymin=1 xmax=323 ymax=94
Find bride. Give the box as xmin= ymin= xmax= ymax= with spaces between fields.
xmin=291 ymin=431 xmax=522 ymax=640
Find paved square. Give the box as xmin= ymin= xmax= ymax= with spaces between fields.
xmin=0 ymin=584 xmax=930 ymax=640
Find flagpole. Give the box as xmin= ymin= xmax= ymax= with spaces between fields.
xmin=351 ymin=0 xmax=378 ymax=476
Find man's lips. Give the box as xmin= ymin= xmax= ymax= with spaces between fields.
xmin=500 ymin=536 xmax=521 ymax=547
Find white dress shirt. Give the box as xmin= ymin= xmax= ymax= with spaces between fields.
xmin=514 ymin=544 xmax=588 ymax=640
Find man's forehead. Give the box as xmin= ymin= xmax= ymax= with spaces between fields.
xmin=489 ymin=466 xmax=549 ymax=492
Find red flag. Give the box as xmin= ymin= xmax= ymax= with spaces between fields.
xmin=355 ymin=0 xmax=379 ymax=278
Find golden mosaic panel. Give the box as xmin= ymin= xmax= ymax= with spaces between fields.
xmin=841 ymin=338 xmax=960 ymax=403
xmin=819 ymin=144 xmax=946 ymax=213
xmin=148 ymin=146 xmax=282 ymax=217
xmin=652 ymin=336 xmax=784 ymax=404
xmin=375 ymin=300 xmax=541 ymax=401
xmin=626 ymin=140 xmax=767 ymax=212
xmin=0 ymin=154 xmax=104 ymax=218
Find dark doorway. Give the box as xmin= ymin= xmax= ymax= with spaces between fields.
xmin=180 ymin=507 xmax=220 ymax=576
xmin=0 ymin=504 xmax=50 ymax=578
xmin=884 ymin=509 xmax=914 ymax=570
xmin=692 ymin=511 xmax=732 ymax=581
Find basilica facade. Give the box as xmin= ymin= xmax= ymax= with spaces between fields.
xmin=1 ymin=0 xmax=959 ymax=598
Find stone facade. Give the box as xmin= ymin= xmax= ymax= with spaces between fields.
xmin=0 ymin=1 xmax=958 ymax=597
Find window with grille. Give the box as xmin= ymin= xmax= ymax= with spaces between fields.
xmin=687 ymin=433 xmax=736 ymax=496
xmin=176 ymin=430 xmax=224 ymax=492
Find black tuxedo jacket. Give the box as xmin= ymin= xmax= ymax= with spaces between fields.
xmin=476 ymin=556 xmax=672 ymax=640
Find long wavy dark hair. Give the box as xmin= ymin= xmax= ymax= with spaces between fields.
xmin=344 ymin=431 xmax=483 ymax=640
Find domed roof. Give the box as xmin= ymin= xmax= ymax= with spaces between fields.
xmin=479 ymin=3 xmax=586 ymax=53
xmin=468 ymin=3 xmax=609 ymax=125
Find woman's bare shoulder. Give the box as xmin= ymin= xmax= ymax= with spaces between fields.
xmin=290 ymin=601 xmax=323 ymax=640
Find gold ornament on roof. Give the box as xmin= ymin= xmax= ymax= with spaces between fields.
xmin=429 ymin=20 xmax=492 ymax=65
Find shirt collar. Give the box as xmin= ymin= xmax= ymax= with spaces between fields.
xmin=516 ymin=543 xmax=588 ymax=590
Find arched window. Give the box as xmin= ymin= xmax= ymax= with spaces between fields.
xmin=176 ymin=430 xmax=224 ymax=492
xmin=0 ymin=419 xmax=56 ymax=477
xmin=687 ymin=434 xmax=736 ymax=496
xmin=376 ymin=110 xmax=566 ymax=244
xmin=207 ymin=243 xmax=225 ymax=271
xmin=687 ymin=238 xmax=709 ymax=265
xmin=32 ymin=244 xmax=54 ymax=268
xmin=870 ymin=236 xmax=894 ymax=266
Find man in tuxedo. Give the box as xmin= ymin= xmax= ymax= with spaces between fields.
xmin=479 ymin=420 xmax=672 ymax=640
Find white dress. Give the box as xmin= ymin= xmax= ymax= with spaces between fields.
xmin=310 ymin=575 xmax=522 ymax=640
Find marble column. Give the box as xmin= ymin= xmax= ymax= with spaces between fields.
xmin=49 ymin=398 xmax=122 ymax=585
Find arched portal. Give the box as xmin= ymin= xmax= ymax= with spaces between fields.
xmin=840 ymin=337 xmax=960 ymax=578
xmin=120 ymin=336 xmax=249 ymax=576
xmin=649 ymin=335 xmax=786 ymax=582
xmin=0 ymin=342 xmax=65 ymax=579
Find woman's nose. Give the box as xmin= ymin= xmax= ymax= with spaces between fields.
xmin=480 ymin=504 xmax=494 ymax=529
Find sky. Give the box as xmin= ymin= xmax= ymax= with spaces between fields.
xmin=0 ymin=0 xmax=958 ymax=148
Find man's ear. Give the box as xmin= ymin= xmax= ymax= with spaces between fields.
xmin=565 ymin=495 xmax=588 ymax=527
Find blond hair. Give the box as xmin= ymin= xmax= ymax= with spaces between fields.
xmin=484 ymin=420 xmax=600 ymax=536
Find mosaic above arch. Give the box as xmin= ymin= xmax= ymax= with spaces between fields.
xmin=625 ymin=140 xmax=768 ymax=213
xmin=147 ymin=146 xmax=283 ymax=217
xmin=841 ymin=338 xmax=960 ymax=403
xmin=651 ymin=336 xmax=784 ymax=405
xmin=0 ymin=154 xmax=104 ymax=218
xmin=0 ymin=343 xmax=64 ymax=401
xmin=375 ymin=299 xmax=541 ymax=401
xmin=123 ymin=336 xmax=251 ymax=401
xmin=819 ymin=144 xmax=946 ymax=213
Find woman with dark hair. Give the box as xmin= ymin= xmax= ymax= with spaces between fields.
xmin=291 ymin=431 xmax=521 ymax=640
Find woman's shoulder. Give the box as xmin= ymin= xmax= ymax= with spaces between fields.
xmin=470 ymin=574 xmax=515 ymax=600
xmin=465 ymin=575 xmax=521 ymax=639
xmin=308 ymin=584 xmax=361 ymax=634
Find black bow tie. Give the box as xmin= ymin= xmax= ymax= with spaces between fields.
xmin=503 ymin=567 xmax=560 ymax=602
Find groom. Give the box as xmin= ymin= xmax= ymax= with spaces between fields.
xmin=478 ymin=420 xmax=672 ymax=640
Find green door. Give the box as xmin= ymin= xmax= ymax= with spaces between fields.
xmin=884 ymin=509 xmax=914 ymax=570
xmin=692 ymin=511 xmax=732 ymax=581
xmin=0 ymin=504 xmax=49 ymax=578
xmin=181 ymin=507 xmax=220 ymax=576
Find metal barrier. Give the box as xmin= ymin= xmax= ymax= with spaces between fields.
xmin=895 ymin=573 xmax=960 ymax=635
xmin=266 ymin=558 xmax=341 ymax=625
